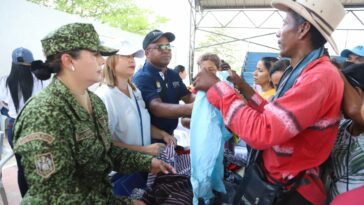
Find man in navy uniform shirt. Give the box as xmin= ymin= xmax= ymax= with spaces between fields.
xmin=133 ymin=30 xmax=194 ymax=136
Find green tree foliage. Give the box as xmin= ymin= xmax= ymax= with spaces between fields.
xmin=27 ymin=0 xmax=168 ymax=34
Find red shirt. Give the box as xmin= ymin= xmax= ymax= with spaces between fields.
xmin=331 ymin=185 xmax=364 ymax=205
xmin=207 ymin=56 xmax=343 ymax=205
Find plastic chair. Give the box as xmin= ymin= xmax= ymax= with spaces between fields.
xmin=0 ymin=131 xmax=14 ymax=205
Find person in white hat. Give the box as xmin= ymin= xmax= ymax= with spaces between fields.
xmin=95 ymin=40 xmax=177 ymax=153
xmin=194 ymin=0 xmax=346 ymax=204
xmin=95 ymin=40 xmax=177 ymax=198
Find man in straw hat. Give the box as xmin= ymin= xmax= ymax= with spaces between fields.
xmin=194 ymin=0 xmax=346 ymax=204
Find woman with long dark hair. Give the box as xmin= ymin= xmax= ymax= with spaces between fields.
xmin=0 ymin=47 xmax=49 ymax=196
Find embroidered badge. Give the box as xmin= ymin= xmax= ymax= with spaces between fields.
xmin=35 ymin=153 xmax=56 ymax=179
xmin=172 ymin=81 xmax=180 ymax=88
xmin=75 ymin=128 xmax=95 ymax=141
xmin=156 ymin=81 xmax=162 ymax=92
xmin=17 ymin=132 xmax=55 ymax=146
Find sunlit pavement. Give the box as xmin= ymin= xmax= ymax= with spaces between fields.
xmin=2 ymin=138 xmax=21 ymax=205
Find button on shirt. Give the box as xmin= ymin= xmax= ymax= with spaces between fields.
xmin=133 ymin=62 xmax=190 ymax=135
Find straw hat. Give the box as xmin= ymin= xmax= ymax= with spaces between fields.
xmin=271 ymin=0 xmax=346 ymax=54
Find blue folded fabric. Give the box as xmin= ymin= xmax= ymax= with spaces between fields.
xmin=190 ymin=71 xmax=233 ymax=204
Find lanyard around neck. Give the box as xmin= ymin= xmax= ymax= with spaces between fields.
xmin=132 ymin=91 xmax=144 ymax=146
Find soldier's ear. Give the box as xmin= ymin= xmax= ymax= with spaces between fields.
xmin=60 ymin=53 xmax=74 ymax=70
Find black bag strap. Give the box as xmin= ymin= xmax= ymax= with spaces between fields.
xmin=248 ymin=149 xmax=305 ymax=191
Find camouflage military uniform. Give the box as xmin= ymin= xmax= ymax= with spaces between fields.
xmin=13 ymin=77 xmax=153 ymax=205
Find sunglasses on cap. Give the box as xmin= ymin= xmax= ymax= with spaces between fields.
xmin=148 ymin=44 xmax=173 ymax=51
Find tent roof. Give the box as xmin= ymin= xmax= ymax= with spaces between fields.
xmin=195 ymin=0 xmax=364 ymax=10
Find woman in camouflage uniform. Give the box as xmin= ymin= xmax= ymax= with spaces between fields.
xmin=12 ymin=23 xmax=175 ymax=205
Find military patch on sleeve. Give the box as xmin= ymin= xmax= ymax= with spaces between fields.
xmin=75 ymin=128 xmax=95 ymax=141
xmin=34 ymin=153 xmax=56 ymax=179
xmin=17 ymin=132 xmax=55 ymax=146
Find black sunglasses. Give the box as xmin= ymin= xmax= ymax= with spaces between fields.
xmin=148 ymin=44 xmax=173 ymax=51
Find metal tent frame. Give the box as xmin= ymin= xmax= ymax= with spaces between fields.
xmin=187 ymin=0 xmax=364 ymax=79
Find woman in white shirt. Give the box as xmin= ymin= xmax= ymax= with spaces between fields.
xmin=95 ymin=41 xmax=176 ymax=157
xmin=0 ymin=47 xmax=49 ymax=197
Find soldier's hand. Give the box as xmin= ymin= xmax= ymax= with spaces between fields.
xmin=194 ymin=69 xmax=220 ymax=91
xmin=146 ymin=143 xmax=165 ymax=156
xmin=132 ymin=199 xmax=146 ymax=205
xmin=150 ymin=158 xmax=176 ymax=175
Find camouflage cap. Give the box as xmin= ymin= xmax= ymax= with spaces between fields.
xmin=41 ymin=23 xmax=118 ymax=57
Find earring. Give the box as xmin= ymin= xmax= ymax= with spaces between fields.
xmin=71 ymin=65 xmax=75 ymax=72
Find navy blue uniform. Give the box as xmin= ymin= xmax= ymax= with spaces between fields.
xmin=133 ymin=62 xmax=190 ymax=135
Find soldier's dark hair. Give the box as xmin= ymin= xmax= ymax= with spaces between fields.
xmin=290 ymin=10 xmax=327 ymax=50
xmin=31 ymin=49 xmax=81 ymax=80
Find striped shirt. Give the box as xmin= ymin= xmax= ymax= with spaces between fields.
xmin=330 ymin=119 xmax=364 ymax=200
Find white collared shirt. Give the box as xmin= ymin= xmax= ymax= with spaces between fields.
xmin=95 ymin=84 xmax=151 ymax=146
xmin=0 ymin=74 xmax=49 ymax=119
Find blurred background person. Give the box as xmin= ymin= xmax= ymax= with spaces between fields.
xmin=174 ymin=64 xmax=187 ymax=81
xmin=0 ymin=47 xmax=49 ymax=197
xmin=197 ymin=53 xmax=220 ymax=74
xmin=340 ymin=45 xmax=364 ymax=65
xmin=253 ymin=56 xmax=278 ymax=100
xmin=269 ymin=58 xmax=290 ymax=89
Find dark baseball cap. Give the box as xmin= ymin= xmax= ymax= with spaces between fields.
xmin=12 ymin=47 xmax=34 ymax=65
xmin=142 ymin=29 xmax=175 ymax=50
